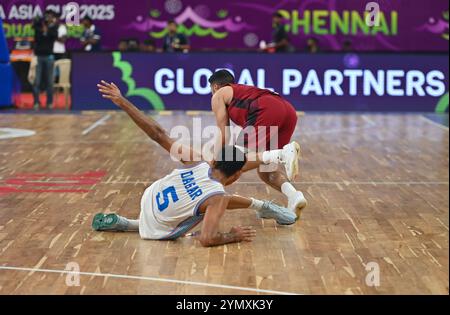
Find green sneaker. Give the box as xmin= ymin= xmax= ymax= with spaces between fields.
xmin=92 ymin=213 xmax=119 ymax=231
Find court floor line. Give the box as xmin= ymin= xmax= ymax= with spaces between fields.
xmin=0 ymin=180 xmax=447 ymax=185
xmin=0 ymin=265 xmax=300 ymax=295
xmin=81 ymin=114 xmax=111 ymax=135
xmin=99 ymin=180 xmax=449 ymax=185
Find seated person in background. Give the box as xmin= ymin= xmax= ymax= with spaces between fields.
xmin=163 ymin=20 xmax=190 ymax=53
xmin=51 ymin=11 xmax=67 ymax=60
xmin=118 ymin=39 xmax=128 ymax=52
xmin=342 ymin=38 xmax=353 ymax=52
xmin=80 ymin=16 xmax=101 ymax=52
xmin=127 ymin=38 xmax=140 ymax=52
xmin=306 ymin=37 xmax=319 ymax=54
xmin=140 ymin=39 xmax=156 ymax=52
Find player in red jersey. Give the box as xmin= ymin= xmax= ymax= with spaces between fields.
xmin=209 ymin=70 xmax=307 ymax=218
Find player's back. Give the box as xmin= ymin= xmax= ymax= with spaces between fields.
xmin=139 ymin=162 xmax=225 ymax=240
xmin=226 ymin=84 xmax=284 ymax=126
xmin=229 ymin=83 xmax=276 ymax=103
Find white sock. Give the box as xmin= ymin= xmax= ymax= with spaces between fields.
xmin=262 ymin=150 xmax=282 ymax=164
xmin=127 ymin=219 xmax=140 ymax=231
xmin=118 ymin=216 xmax=139 ymax=232
xmin=249 ymin=198 xmax=264 ymax=210
xmin=281 ymin=182 xmax=298 ymax=200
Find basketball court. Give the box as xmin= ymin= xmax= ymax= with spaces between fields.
xmin=0 ymin=111 xmax=448 ymax=295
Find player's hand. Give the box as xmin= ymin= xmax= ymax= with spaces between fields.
xmin=230 ymin=226 xmax=256 ymax=242
xmin=97 ymin=80 xmax=124 ymax=106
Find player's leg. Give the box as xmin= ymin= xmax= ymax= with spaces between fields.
xmin=242 ymin=142 xmax=300 ymax=181
xmin=92 ymin=213 xmax=139 ymax=232
xmin=249 ymin=101 xmax=307 ymax=218
xmin=32 ymin=57 xmax=43 ymax=109
xmin=256 ymin=166 xmax=307 ymax=219
xmin=256 ymin=164 xmax=287 ymax=192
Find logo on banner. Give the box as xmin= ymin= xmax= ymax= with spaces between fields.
xmin=112 ymin=52 xmax=165 ymax=110
xmin=128 ymin=5 xmax=250 ymax=40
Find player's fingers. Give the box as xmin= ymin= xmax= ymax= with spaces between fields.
xmin=100 ymin=80 xmax=112 ymax=88
xmin=99 ymin=91 xmax=113 ymax=97
xmin=244 ymin=231 xmax=256 ymax=237
xmin=97 ymin=85 xmax=113 ymax=93
xmin=98 ymin=86 xmax=115 ymax=93
xmin=110 ymin=82 xmax=119 ymax=89
xmin=97 ymin=84 xmax=108 ymax=91
xmin=98 ymin=88 xmax=112 ymax=93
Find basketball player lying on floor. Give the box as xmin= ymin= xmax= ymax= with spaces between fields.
xmin=93 ymin=81 xmax=301 ymax=247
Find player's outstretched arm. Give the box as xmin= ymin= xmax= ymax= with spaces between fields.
xmin=97 ymin=80 xmax=199 ymax=164
xmin=197 ymin=195 xmax=256 ymax=247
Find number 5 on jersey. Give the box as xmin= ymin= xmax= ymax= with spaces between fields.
xmin=156 ymin=186 xmax=179 ymax=211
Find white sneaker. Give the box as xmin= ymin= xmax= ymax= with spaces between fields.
xmin=257 ymin=200 xmax=297 ymax=225
xmin=288 ymin=191 xmax=307 ymax=220
xmin=281 ymin=141 xmax=301 ymax=181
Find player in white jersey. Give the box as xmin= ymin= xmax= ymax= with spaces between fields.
xmin=138 ymin=161 xmax=226 ymax=240
xmin=92 ymin=81 xmax=301 ymax=247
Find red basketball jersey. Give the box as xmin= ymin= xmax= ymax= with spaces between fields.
xmin=226 ymin=84 xmax=281 ymax=127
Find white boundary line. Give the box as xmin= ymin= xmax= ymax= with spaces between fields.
xmin=420 ymin=115 xmax=449 ymax=131
xmin=97 ymin=180 xmax=449 ymax=186
xmin=81 ymin=114 xmax=111 ymax=136
xmin=0 ymin=180 xmax=447 ymax=186
xmin=0 ymin=128 xmax=36 ymax=140
xmin=0 ymin=265 xmax=300 ymax=295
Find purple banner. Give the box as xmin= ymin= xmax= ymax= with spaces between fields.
xmin=71 ymin=52 xmax=449 ymax=112
xmin=1 ymin=0 xmax=449 ymax=52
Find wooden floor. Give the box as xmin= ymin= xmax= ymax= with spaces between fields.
xmin=0 ymin=111 xmax=448 ymax=295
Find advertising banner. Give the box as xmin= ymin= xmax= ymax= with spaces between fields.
xmin=71 ymin=52 xmax=449 ymax=112
xmin=1 ymin=0 xmax=449 ymax=52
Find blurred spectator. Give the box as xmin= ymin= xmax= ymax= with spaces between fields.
xmin=342 ymin=38 xmax=353 ymax=52
xmin=270 ymin=12 xmax=290 ymax=52
xmin=140 ymin=39 xmax=156 ymax=52
xmin=306 ymin=37 xmax=319 ymax=53
xmin=51 ymin=11 xmax=68 ymax=60
xmin=80 ymin=16 xmax=101 ymax=51
xmin=32 ymin=9 xmax=58 ymax=109
xmin=118 ymin=39 xmax=128 ymax=52
xmin=127 ymin=38 xmax=140 ymax=52
xmin=163 ymin=20 xmax=190 ymax=53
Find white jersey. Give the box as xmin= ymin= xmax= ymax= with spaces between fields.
xmin=139 ymin=162 xmax=225 ymax=240
xmin=53 ymin=24 xmax=67 ymax=54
